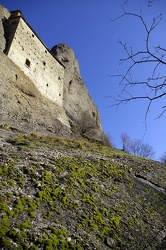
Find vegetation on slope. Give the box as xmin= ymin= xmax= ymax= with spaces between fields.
xmin=0 ymin=128 xmax=166 ymax=249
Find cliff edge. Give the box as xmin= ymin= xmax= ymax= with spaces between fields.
xmin=0 ymin=5 xmax=104 ymax=141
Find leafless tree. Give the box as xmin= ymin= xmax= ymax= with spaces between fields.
xmin=121 ymin=133 xmax=155 ymax=158
xmin=121 ymin=132 xmax=131 ymax=152
xmin=110 ymin=4 xmax=166 ymax=123
xmin=130 ymin=139 xmax=155 ymax=158
xmin=78 ymin=112 xmax=97 ymax=134
xmin=102 ymin=133 xmax=113 ymax=147
xmin=160 ymin=152 xmax=166 ymax=163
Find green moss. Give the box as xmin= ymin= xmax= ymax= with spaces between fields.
xmin=44 ymin=239 xmax=53 ymax=249
xmin=89 ymin=221 xmax=98 ymax=231
xmin=0 ymin=201 xmax=9 ymax=212
xmin=110 ymin=215 xmax=121 ymax=230
xmin=11 ymin=154 xmax=20 ymax=159
xmin=13 ymin=198 xmax=24 ymax=210
xmin=1 ymin=180 xmax=7 ymax=186
xmin=0 ymin=216 xmax=10 ymax=238
xmin=27 ymin=199 xmax=38 ymax=211
xmin=43 ymin=211 xmax=53 ymax=219
xmin=2 ymin=238 xmax=12 ymax=248
xmin=7 ymin=229 xmax=17 ymax=238
xmin=35 ymin=227 xmax=82 ymax=249
xmin=36 ymin=237 xmax=43 ymax=244
xmin=0 ymin=132 xmax=165 ymax=249
xmin=29 ymin=245 xmax=38 ymax=250
xmin=41 ymin=170 xmax=52 ymax=183
xmin=16 ymin=231 xmax=27 ymax=240
xmin=29 ymin=211 xmax=35 ymax=217
xmin=35 ymin=189 xmax=52 ymax=202
xmin=82 ymin=194 xmax=96 ymax=207
xmin=99 ymin=225 xmax=110 ymax=238
xmin=21 ymin=243 xmax=29 ymax=249
xmin=17 ymin=220 xmax=32 ymax=230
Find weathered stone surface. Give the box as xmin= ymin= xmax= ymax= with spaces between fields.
xmin=0 ymin=50 xmax=70 ymax=136
xmin=0 ymin=5 xmax=104 ymax=141
xmin=0 ymin=5 xmax=10 ymax=51
xmin=6 ymin=11 xmax=64 ymax=105
xmin=0 ymin=128 xmax=165 ymax=249
xmin=51 ymin=44 xmax=103 ymax=140
xmin=104 ymin=237 xmax=116 ymax=248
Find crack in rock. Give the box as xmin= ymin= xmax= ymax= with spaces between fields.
xmin=135 ymin=173 xmax=166 ymax=195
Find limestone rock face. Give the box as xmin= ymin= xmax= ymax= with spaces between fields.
xmin=0 ymin=5 xmax=10 ymax=51
xmin=51 ymin=44 xmax=103 ymax=139
xmin=0 ymin=5 xmax=104 ymax=141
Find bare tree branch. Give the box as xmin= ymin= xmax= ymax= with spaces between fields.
xmin=110 ymin=7 xmax=166 ymax=120
xmin=121 ymin=0 xmax=160 ymax=8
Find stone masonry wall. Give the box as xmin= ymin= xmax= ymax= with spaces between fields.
xmin=6 ymin=12 xmax=64 ymax=106
xmin=0 ymin=50 xmax=70 ymax=134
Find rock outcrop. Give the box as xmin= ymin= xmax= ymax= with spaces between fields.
xmin=51 ymin=44 xmax=103 ymax=139
xmin=0 ymin=5 xmax=10 ymax=51
xmin=0 ymin=5 xmax=104 ymax=141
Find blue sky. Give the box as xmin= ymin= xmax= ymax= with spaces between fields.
xmin=1 ymin=0 xmax=166 ymax=160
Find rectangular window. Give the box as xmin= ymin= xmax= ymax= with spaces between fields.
xmin=25 ymin=59 xmax=30 ymax=68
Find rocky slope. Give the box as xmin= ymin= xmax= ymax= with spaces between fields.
xmin=0 ymin=126 xmax=165 ymax=250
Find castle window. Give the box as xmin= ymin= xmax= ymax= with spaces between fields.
xmin=25 ymin=59 xmax=30 ymax=68
xmin=43 ymin=61 xmax=46 ymax=66
xmin=68 ymin=80 xmax=73 ymax=94
xmin=32 ymin=34 xmax=34 ymax=37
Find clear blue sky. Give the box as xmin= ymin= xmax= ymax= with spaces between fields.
xmin=1 ymin=0 xmax=166 ymax=160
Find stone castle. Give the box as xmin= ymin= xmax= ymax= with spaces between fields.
xmin=4 ymin=9 xmax=64 ymax=105
xmin=0 ymin=5 xmax=104 ymax=140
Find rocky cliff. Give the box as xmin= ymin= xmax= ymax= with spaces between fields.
xmin=51 ymin=44 xmax=103 ymax=139
xmin=0 ymin=5 xmax=166 ymax=250
xmin=0 ymin=5 xmax=10 ymax=52
xmin=0 ymin=5 xmax=104 ymax=141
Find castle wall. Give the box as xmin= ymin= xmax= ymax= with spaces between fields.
xmin=6 ymin=12 xmax=64 ymax=105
